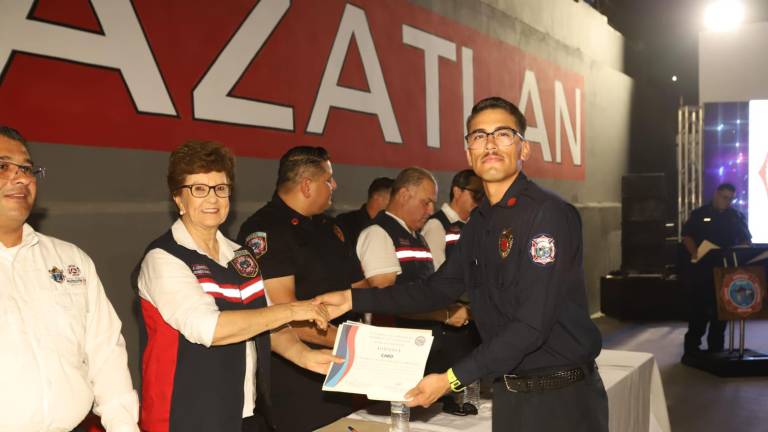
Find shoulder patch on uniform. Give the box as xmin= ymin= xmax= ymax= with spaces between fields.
xmin=530 ymin=234 xmax=556 ymax=266
xmin=333 ymin=224 xmax=345 ymax=242
xmin=244 ymin=231 xmax=268 ymax=258
xmin=230 ymin=249 xmax=259 ymax=278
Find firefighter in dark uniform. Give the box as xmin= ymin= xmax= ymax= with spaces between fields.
xmin=237 ymin=146 xmax=365 ymax=431
xmin=355 ymin=167 xmax=471 ymax=374
xmin=317 ymin=97 xmax=608 ymax=432
xmin=336 ymin=176 xmax=393 ymax=248
xmin=681 ymin=183 xmax=752 ymax=355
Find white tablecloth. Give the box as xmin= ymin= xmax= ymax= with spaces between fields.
xmin=597 ymin=350 xmax=671 ymax=432
xmin=337 ymin=349 xmax=670 ymax=432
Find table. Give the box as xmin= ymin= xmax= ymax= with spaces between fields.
xmin=598 ymin=350 xmax=670 ymax=432
xmin=321 ymin=350 xmax=670 ymax=432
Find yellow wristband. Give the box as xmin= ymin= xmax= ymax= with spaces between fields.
xmin=447 ymin=368 xmax=463 ymax=392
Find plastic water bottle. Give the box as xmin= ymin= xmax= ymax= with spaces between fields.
xmin=464 ymin=381 xmax=480 ymax=408
xmin=390 ymin=401 xmax=410 ymax=432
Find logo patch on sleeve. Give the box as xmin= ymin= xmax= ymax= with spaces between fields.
xmin=245 ymin=232 xmax=268 ymax=258
xmin=530 ymin=234 xmax=556 ymax=266
xmin=332 ymin=224 xmax=345 ymax=242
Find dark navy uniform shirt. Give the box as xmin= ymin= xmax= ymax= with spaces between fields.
xmin=236 ymin=195 xmax=362 ymax=430
xmin=336 ymin=204 xmax=374 ymax=250
xmin=352 ymin=172 xmax=602 ymax=385
xmin=237 ymin=195 xmax=364 ymax=301
xmin=681 ymin=203 xmax=751 ymax=248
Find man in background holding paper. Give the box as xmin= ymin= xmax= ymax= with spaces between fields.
xmin=681 ymin=183 xmax=752 ymax=356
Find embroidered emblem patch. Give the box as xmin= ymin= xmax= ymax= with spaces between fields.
xmin=231 ymin=249 xmax=259 ymax=278
xmin=49 ymin=266 xmax=65 ymax=283
xmin=64 ymin=264 xmax=86 ymax=284
xmin=530 ymin=234 xmax=556 ymax=266
xmin=506 ymin=197 xmax=518 ymax=207
xmin=722 ymin=270 xmax=763 ymax=317
xmin=333 ymin=224 xmax=345 ymax=242
xmin=499 ymin=228 xmax=514 ymax=258
xmin=245 ymin=232 xmax=268 ymax=258
xmin=67 ymin=265 xmax=81 ymax=276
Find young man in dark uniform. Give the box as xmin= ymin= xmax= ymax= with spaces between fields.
xmin=681 ymin=183 xmax=752 ymax=355
xmin=317 ymin=97 xmax=607 ymax=431
xmin=336 ymin=176 xmax=393 ymax=248
xmin=237 ymin=146 xmax=365 ymax=431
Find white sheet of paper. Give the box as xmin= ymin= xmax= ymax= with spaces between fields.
xmin=322 ymin=322 xmax=433 ymax=401
xmin=691 ymin=240 xmax=719 ymax=263
xmin=747 ymin=249 xmax=768 ymax=264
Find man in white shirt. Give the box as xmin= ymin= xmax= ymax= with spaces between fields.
xmin=421 ymin=169 xmax=483 ymax=269
xmin=0 ymin=126 xmax=139 ymax=432
xmin=355 ymin=167 xmax=469 ymax=373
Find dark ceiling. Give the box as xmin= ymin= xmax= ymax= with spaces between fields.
xmin=594 ymin=0 xmax=768 ymax=104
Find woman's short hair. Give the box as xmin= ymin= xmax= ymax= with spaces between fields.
xmin=167 ymin=140 xmax=235 ymax=195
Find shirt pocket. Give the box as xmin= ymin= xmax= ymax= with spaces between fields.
xmin=41 ymin=287 xmax=89 ymax=365
xmin=0 ymin=295 xmax=27 ymax=364
xmin=498 ymin=225 xmax=527 ymax=283
xmin=466 ymin=257 xmax=482 ymax=295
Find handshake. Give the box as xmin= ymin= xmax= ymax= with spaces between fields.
xmin=284 ymin=289 xmax=353 ymax=331
xmin=292 ymin=289 xmax=471 ymax=330
xmin=290 ymin=288 xmax=467 ymax=409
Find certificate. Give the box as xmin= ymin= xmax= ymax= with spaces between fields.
xmin=322 ymin=322 xmax=433 ymax=401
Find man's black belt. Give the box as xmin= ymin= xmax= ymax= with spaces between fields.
xmin=501 ymin=363 xmax=597 ymax=393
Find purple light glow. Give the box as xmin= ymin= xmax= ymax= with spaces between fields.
xmin=703 ymin=102 xmax=749 ymax=216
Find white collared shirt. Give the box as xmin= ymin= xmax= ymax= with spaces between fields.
xmin=356 ymin=211 xmax=419 ymax=278
xmin=138 ymin=219 xmax=257 ymax=417
xmin=421 ymin=203 xmax=466 ymax=268
xmin=0 ymin=224 xmax=139 ymax=432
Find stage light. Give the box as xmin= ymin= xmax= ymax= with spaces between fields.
xmin=704 ymin=0 xmax=745 ymax=32
xmin=672 ymin=75 xmax=678 ymax=82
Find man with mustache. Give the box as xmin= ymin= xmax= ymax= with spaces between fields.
xmin=0 ymin=126 xmax=139 ymax=431
xmin=317 ymin=97 xmax=607 ymax=431
xmin=355 ymin=167 xmax=470 ymax=374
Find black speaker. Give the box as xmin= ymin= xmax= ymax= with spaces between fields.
xmin=622 ymin=174 xmax=669 ymax=273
